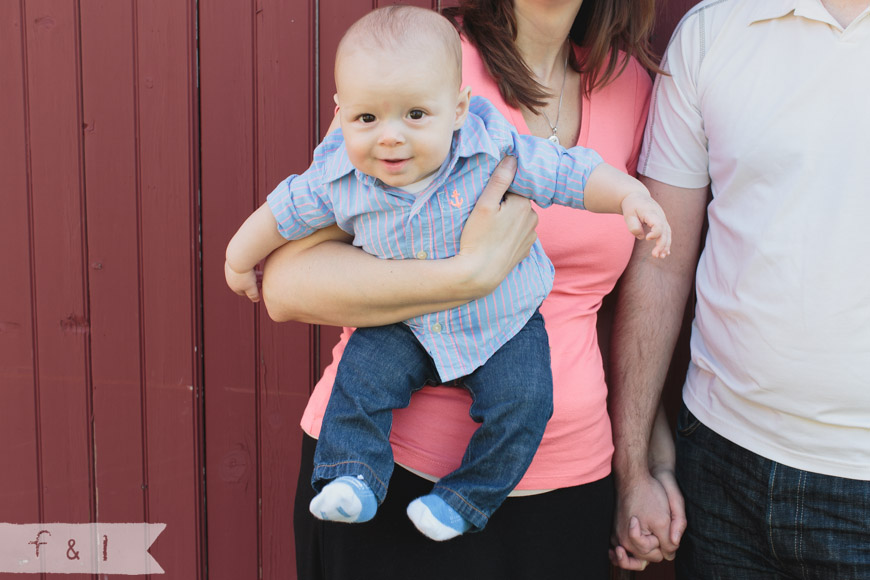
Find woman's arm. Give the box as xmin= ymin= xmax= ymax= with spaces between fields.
xmin=261 ymin=156 xmax=538 ymax=326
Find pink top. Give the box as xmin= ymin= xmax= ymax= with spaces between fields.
xmin=300 ymin=40 xmax=652 ymax=489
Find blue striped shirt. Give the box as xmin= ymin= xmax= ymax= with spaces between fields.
xmin=267 ymin=97 xmax=603 ymax=381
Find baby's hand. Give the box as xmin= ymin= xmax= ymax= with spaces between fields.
xmin=621 ymin=192 xmax=672 ymax=258
xmin=225 ymin=261 xmax=261 ymax=302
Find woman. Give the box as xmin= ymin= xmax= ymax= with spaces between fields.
xmin=263 ymin=0 xmax=662 ymax=577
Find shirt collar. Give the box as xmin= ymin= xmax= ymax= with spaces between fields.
xmin=749 ymin=0 xmax=845 ymax=28
xmin=452 ymin=106 xmax=501 ymax=162
xmin=748 ymin=0 xmax=797 ymax=23
xmin=317 ymin=128 xmax=357 ymax=184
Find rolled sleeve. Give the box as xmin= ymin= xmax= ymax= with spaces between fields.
xmin=511 ymin=133 xmax=603 ymax=210
xmin=266 ymin=171 xmax=337 ymax=241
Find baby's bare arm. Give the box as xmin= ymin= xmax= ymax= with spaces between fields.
xmin=584 ymin=164 xmax=672 ymax=258
xmin=225 ymin=203 xmax=288 ymax=301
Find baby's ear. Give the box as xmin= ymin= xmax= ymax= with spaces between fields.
xmin=454 ymin=86 xmax=472 ymax=130
xmin=333 ymin=93 xmax=339 ymax=107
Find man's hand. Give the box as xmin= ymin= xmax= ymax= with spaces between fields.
xmin=610 ymin=468 xmax=686 ymax=570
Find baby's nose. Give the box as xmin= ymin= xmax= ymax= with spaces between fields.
xmin=378 ymin=122 xmax=405 ymax=145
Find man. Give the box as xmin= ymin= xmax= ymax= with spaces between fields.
xmin=610 ymin=0 xmax=870 ymax=577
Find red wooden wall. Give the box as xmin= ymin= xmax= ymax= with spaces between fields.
xmin=1 ymin=1 xmax=693 ymax=579
xmin=199 ymin=0 xmax=317 ymax=577
xmin=1 ymin=1 xmax=202 ymax=579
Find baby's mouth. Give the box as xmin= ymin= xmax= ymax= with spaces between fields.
xmin=380 ymin=158 xmax=409 ymax=171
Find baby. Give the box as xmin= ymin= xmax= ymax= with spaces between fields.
xmin=225 ymin=5 xmax=670 ymax=541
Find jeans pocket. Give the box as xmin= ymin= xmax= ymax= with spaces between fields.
xmin=676 ymin=403 xmax=702 ymax=438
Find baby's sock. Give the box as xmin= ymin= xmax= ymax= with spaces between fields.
xmin=309 ymin=475 xmax=377 ymax=523
xmin=406 ymin=494 xmax=472 ymax=541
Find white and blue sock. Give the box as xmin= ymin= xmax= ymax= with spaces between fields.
xmin=309 ymin=475 xmax=377 ymax=523
xmin=406 ymin=494 xmax=472 ymax=541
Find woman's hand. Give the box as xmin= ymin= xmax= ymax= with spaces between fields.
xmin=455 ymin=156 xmax=538 ymax=295
xmin=261 ymin=156 xmax=535 ymax=327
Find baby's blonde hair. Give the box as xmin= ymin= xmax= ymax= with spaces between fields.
xmin=336 ymin=6 xmax=463 ymax=87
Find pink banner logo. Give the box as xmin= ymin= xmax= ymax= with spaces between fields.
xmin=0 ymin=523 xmax=165 ymax=574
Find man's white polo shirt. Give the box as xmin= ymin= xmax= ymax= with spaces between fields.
xmin=640 ymin=0 xmax=870 ymax=479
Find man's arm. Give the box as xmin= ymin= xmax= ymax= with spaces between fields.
xmin=610 ymin=177 xmax=708 ymax=562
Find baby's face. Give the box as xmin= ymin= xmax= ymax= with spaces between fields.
xmin=335 ymin=47 xmax=468 ymax=189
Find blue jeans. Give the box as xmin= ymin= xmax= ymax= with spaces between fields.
xmin=675 ymin=402 xmax=870 ymax=580
xmin=312 ymin=310 xmax=553 ymax=531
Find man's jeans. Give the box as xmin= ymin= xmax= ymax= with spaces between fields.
xmin=312 ymin=310 xmax=553 ymax=531
xmin=675 ymin=402 xmax=870 ymax=579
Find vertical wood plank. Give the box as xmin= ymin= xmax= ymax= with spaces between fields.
xmin=24 ymin=0 xmax=93 ymax=550
xmin=0 ymin=0 xmax=41 ymax=527
xmin=317 ymin=0 xmax=372 ymax=137
xmin=135 ymin=0 xmax=202 ymax=577
xmin=80 ymin=0 xmax=148 ymax=525
xmin=651 ymin=0 xmax=691 ymax=61
xmin=200 ymin=1 xmax=260 ymax=579
xmin=256 ymin=0 xmax=317 ymax=576
xmin=257 ymin=322 xmax=313 ymax=580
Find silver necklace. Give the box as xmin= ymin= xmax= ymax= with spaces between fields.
xmin=540 ymin=45 xmax=570 ymax=145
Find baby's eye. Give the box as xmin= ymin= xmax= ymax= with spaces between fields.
xmin=408 ymin=109 xmax=425 ymax=120
xmin=359 ymin=113 xmax=376 ymax=123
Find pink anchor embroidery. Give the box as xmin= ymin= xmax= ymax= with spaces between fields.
xmin=448 ymin=190 xmax=464 ymax=209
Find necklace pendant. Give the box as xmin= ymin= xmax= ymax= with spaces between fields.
xmin=548 ymin=134 xmax=559 ymax=144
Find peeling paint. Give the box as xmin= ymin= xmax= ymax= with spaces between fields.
xmin=60 ymin=315 xmax=90 ymax=335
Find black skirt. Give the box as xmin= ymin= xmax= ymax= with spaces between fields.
xmin=294 ymin=434 xmax=614 ymax=580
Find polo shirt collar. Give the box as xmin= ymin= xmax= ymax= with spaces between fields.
xmin=748 ymin=0 xmax=796 ymax=23
xmin=749 ymin=0 xmax=848 ymax=29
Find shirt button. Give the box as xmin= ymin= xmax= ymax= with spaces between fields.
xmin=416 ymin=250 xmax=428 ymax=260
xmin=431 ymin=323 xmax=442 ymax=333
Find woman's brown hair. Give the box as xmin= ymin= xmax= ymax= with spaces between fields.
xmin=444 ymin=0 xmax=660 ymax=111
